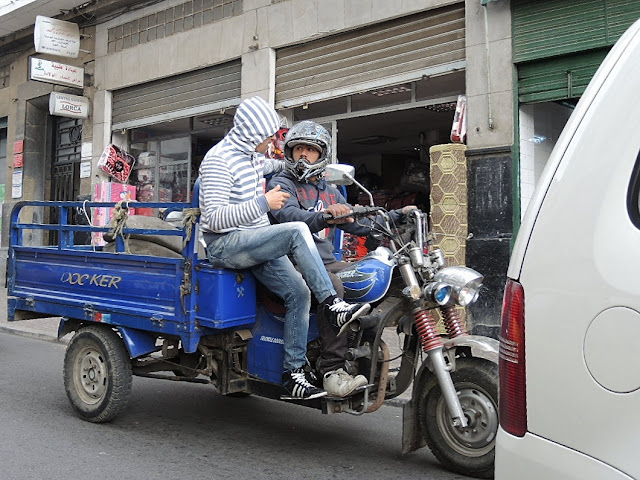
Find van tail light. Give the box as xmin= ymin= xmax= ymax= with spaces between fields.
xmin=499 ymin=278 xmax=527 ymax=437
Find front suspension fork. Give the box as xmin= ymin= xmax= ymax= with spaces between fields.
xmin=414 ymin=307 xmax=468 ymax=428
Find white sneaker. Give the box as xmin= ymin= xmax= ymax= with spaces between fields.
xmin=325 ymin=299 xmax=371 ymax=336
xmin=323 ymin=368 xmax=368 ymax=397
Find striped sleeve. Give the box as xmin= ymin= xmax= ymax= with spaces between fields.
xmin=199 ymin=153 xmax=267 ymax=232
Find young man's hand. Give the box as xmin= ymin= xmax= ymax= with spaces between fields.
xmin=265 ymin=185 xmax=290 ymax=210
xmin=324 ymin=204 xmax=354 ymax=224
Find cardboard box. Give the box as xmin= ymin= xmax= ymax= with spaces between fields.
xmin=92 ymin=182 xmax=137 ymax=246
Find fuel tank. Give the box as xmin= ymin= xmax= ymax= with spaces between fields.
xmin=336 ymin=247 xmax=396 ymax=303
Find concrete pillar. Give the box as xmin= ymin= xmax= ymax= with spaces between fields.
xmin=241 ymin=47 xmax=276 ymax=104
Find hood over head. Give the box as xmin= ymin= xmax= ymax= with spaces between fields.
xmin=226 ymin=96 xmax=281 ymax=154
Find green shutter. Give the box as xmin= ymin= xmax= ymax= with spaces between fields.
xmin=518 ymin=49 xmax=608 ymax=103
xmin=513 ymin=0 xmax=640 ymax=63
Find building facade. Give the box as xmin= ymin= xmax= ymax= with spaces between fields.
xmin=0 ymin=0 xmax=515 ymax=336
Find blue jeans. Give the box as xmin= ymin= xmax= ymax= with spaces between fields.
xmin=206 ymin=222 xmax=336 ymax=371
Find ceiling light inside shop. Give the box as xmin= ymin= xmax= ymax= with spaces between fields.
xmin=424 ymin=102 xmax=457 ymax=113
xmin=352 ymin=135 xmax=397 ymax=145
xmin=368 ymin=85 xmax=412 ymax=97
xmin=197 ymin=114 xmax=234 ymax=127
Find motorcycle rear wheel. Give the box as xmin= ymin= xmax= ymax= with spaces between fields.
xmin=63 ymin=325 xmax=132 ymax=423
xmin=418 ymin=357 xmax=498 ymax=479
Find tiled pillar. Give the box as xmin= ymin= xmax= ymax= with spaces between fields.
xmin=429 ymin=143 xmax=469 ymax=329
xmin=429 ymin=143 xmax=468 ymax=267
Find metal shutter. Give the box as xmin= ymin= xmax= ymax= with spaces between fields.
xmin=517 ymin=49 xmax=608 ymax=103
xmin=513 ymin=0 xmax=640 ymax=63
xmin=275 ymin=3 xmax=465 ymax=109
xmin=112 ymin=60 xmax=241 ymax=130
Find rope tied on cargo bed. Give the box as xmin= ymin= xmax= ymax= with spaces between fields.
xmin=181 ymin=208 xmax=201 ymax=249
xmin=107 ymin=200 xmax=131 ymax=253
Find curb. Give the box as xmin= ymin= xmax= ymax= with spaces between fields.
xmin=0 ymin=325 xmax=66 ymax=344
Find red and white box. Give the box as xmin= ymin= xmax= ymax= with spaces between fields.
xmin=92 ymin=182 xmax=137 ymax=246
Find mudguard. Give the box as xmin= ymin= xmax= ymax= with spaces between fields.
xmin=58 ymin=318 xmax=158 ymax=359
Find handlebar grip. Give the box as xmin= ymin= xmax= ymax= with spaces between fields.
xmin=329 ymin=205 xmax=384 ymax=220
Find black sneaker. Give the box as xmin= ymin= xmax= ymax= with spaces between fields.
xmin=281 ymin=367 xmax=328 ymax=400
xmin=324 ymin=299 xmax=371 ymax=336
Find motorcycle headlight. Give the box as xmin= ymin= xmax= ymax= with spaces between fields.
xmin=433 ymin=266 xmax=483 ymax=307
xmin=424 ymin=282 xmax=452 ymax=306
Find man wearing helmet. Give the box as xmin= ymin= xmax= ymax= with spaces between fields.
xmin=199 ymin=97 xmax=371 ymax=401
xmin=267 ymin=120 xmax=415 ymax=397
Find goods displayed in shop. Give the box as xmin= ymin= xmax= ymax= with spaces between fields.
xmin=450 ymin=94 xmax=467 ymax=144
xmin=92 ymin=182 xmax=136 ymax=246
xmin=132 ymin=151 xmax=190 ymax=214
xmin=98 ymin=144 xmax=135 ymax=183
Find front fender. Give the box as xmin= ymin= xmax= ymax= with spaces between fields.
xmin=401 ymin=334 xmax=499 ymax=455
xmin=443 ymin=334 xmax=499 ymax=364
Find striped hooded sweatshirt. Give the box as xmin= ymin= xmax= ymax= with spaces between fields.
xmin=199 ymin=96 xmax=284 ymax=233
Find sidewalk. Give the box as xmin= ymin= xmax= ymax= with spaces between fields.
xmin=0 ymin=287 xmax=63 ymax=343
xmin=0 ymin=287 xmax=411 ymax=405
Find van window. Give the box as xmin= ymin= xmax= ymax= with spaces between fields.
xmin=626 ymin=148 xmax=640 ymax=229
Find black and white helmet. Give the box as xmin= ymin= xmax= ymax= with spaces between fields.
xmin=284 ymin=121 xmax=332 ymax=181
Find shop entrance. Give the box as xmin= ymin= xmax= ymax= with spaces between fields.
xmin=51 ymin=116 xmax=82 ymax=203
xmin=334 ymin=105 xmax=455 ymax=212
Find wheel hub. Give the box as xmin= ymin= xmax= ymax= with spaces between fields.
xmin=437 ymin=385 xmax=498 ymax=456
xmin=75 ymin=347 xmax=108 ymax=404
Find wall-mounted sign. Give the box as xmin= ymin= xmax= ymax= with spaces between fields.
xmin=13 ymin=140 xmax=24 ymax=168
xmin=12 ymin=170 xmax=23 ymax=199
xmin=49 ymin=93 xmax=90 ymax=119
xmin=34 ymin=16 xmax=80 ymax=58
xmin=13 ymin=153 xmax=23 ymax=168
xmin=30 ymin=57 xmax=84 ymax=88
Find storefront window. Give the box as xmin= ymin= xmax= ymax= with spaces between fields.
xmin=129 ymin=135 xmax=191 ymax=213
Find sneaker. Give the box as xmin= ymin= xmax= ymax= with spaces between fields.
xmin=324 ymin=299 xmax=371 ymax=336
xmin=281 ymin=367 xmax=328 ymax=400
xmin=323 ymin=369 xmax=368 ymax=397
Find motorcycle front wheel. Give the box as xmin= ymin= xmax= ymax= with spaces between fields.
xmin=418 ymin=357 xmax=498 ymax=479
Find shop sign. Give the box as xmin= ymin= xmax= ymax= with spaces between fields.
xmin=34 ymin=16 xmax=80 ymax=59
xmin=30 ymin=57 xmax=84 ymax=88
xmin=49 ymin=93 xmax=90 ymax=119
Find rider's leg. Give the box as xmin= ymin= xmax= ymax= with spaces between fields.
xmin=206 ymin=222 xmax=334 ymax=302
xmin=252 ymin=256 xmax=327 ymax=400
xmin=251 ymin=256 xmax=310 ymax=371
xmin=206 ymin=223 xmax=370 ymax=336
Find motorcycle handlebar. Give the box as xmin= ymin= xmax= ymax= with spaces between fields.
xmin=322 ymin=205 xmax=385 ymax=222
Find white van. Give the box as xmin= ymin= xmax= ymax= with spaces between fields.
xmin=495 ymin=18 xmax=640 ymax=480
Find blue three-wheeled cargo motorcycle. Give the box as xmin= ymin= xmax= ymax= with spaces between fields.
xmin=7 ymin=165 xmax=498 ymax=478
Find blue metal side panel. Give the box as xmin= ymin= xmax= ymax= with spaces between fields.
xmin=195 ymin=264 xmax=257 ymax=330
xmin=9 ymin=247 xmax=189 ymax=337
xmin=246 ymin=306 xmax=319 ymax=384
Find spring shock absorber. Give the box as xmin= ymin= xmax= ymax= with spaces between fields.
xmin=414 ymin=308 xmax=443 ymax=352
xmin=414 ymin=306 xmax=468 ymax=427
xmin=440 ymin=305 xmax=467 ymax=339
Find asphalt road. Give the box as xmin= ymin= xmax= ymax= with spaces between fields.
xmin=0 ymin=332 xmax=475 ymax=480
